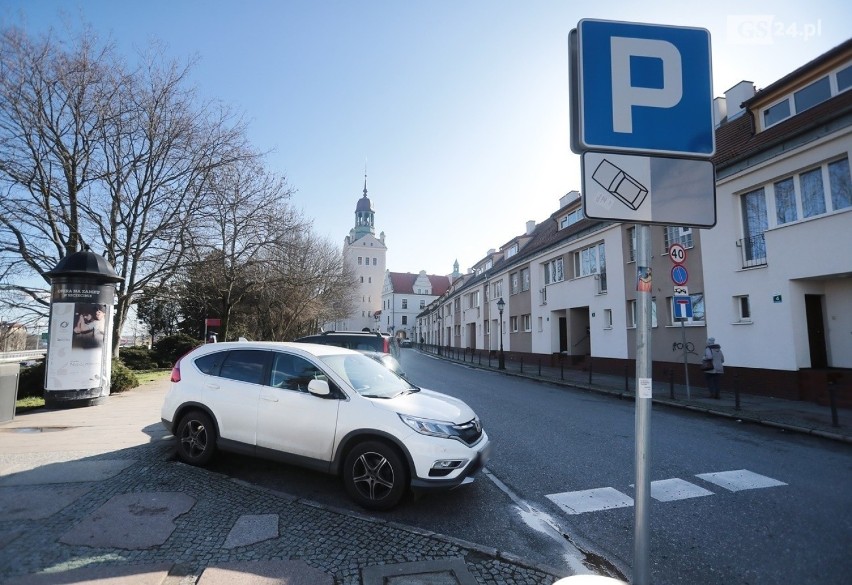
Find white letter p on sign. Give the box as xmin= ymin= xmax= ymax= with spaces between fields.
xmin=610 ymin=37 xmax=683 ymax=134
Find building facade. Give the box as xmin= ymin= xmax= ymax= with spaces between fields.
xmin=380 ymin=271 xmax=450 ymax=341
xmin=418 ymin=40 xmax=852 ymax=403
xmin=703 ymin=39 xmax=852 ymax=399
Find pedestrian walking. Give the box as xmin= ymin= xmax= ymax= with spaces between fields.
xmin=703 ymin=337 xmax=724 ymax=399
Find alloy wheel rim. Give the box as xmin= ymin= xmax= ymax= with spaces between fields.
xmin=352 ymin=451 xmax=395 ymax=501
xmin=181 ymin=420 xmax=207 ymax=458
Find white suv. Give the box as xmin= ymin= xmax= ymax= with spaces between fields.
xmin=161 ymin=341 xmax=491 ymax=510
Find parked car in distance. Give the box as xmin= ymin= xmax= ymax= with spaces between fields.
xmin=161 ymin=341 xmax=490 ymax=510
xmin=295 ymin=330 xmax=399 ymax=357
xmin=399 ymin=338 xmax=412 ymax=348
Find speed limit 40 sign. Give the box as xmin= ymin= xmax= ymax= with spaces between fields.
xmin=668 ymin=243 xmax=687 ymax=264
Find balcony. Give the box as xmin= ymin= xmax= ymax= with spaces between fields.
xmin=737 ymin=234 xmax=767 ymax=269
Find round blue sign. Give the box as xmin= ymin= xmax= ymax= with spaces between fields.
xmin=671 ymin=265 xmax=688 ymax=285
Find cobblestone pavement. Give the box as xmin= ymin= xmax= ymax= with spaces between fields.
xmin=0 ymin=382 xmax=568 ymax=585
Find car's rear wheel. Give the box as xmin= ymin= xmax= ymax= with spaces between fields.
xmin=343 ymin=441 xmax=408 ymax=510
xmin=175 ymin=410 xmax=216 ymax=466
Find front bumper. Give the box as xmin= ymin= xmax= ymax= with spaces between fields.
xmin=409 ymin=434 xmax=492 ymax=491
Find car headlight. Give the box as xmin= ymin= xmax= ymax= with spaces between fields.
xmin=399 ymin=414 xmax=457 ymax=439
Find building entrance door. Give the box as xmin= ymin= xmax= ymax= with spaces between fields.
xmin=805 ymin=294 xmax=828 ymax=368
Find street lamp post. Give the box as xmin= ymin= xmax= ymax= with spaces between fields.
xmin=497 ymin=297 xmax=505 ymax=370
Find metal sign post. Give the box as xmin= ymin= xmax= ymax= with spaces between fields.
xmin=569 ymin=19 xmax=715 ymax=584
xmin=634 ymin=225 xmax=653 ymax=585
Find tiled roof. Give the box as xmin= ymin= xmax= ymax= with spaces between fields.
xmin=387 ymin=272 xmax=450 ymax=296
xmin=713 ymin=89 xmax=852 ymax=169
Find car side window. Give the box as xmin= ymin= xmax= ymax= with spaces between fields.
xmin=218 ymin=350 xmax=269 ymax=385
xmin=271 ymin=353 xmax=326 ymax=392
xmin=194 ymin=351 xmax=227 ymax=376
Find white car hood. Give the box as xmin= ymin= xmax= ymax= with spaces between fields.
xmin=370 ymin=388 xmax=476 ymax=423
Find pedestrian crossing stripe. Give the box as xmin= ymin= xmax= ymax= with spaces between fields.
xmin=546 ymin=469 xmax=786 ymax=515
xmin=696 ymin=469 xmax=787 ymax=492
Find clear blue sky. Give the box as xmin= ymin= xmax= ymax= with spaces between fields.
xmin=2 ymin=1 xmax=849 ymax=277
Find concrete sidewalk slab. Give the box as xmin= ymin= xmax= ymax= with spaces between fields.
xmin=0 ymin=459 xmax=134 ymax=486
xmin=60 ymin=491 xmax=195 ymax=549
xmin=0 ymin=484 xmax=93 ymax=521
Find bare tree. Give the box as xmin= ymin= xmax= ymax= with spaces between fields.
xmin=0 ymin=25 xmax=252 ymax=353
xmin=184 ymin=159 xmax=298 ymax=341
xmin=246 ymin=232 xmax=357 ymax=340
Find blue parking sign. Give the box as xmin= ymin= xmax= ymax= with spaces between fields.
xmin=576 ymin=19 xmax=714 ymax=157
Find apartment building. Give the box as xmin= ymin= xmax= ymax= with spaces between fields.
xmin=703 ymin=39 xmax=852 ymax=400
xmin=418 ymin=40 xmax=852 ymax=401
xmin=380 ymin=270 xmax=450 ymax=340
xmin=419 ymin=191 xmax=711 ymax=373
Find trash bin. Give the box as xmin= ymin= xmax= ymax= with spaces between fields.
xmin=0 ymin=363 xmax=21 ymax=423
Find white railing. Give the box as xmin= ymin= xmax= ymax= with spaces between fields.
xmin=0 ymin=350 xmax=46 ymax=364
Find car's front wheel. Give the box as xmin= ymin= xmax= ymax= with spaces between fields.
xmin=343 ymin=441 xmax=408 ymax=510
xmin=175 ymin=410 xmax=216 ymax=466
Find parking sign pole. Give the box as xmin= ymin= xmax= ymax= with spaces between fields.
xmin=634 ymin=224 xmax=652 ymax=585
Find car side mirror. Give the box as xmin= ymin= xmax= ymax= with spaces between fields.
xmin=307 ymin=379 xmax=331 ymax=397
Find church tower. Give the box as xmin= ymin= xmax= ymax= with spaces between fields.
xmin=336 ymin=174 xmax=387 ymax=332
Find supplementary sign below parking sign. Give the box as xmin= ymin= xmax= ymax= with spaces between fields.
xmin=574 ymin=19 xmax=714 ymax=157
xmin=581 ymin=151 xmax=716 ymax=226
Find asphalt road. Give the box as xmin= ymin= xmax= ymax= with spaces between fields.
xmin=209 ymin=349 xmax=852 ymax=584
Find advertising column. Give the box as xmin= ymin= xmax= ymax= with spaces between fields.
xmin=44 ymin=250 xmax=123 ymax=408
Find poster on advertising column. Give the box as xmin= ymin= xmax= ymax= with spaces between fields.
xmin=45 ymin=284 xmax=115 ymax=391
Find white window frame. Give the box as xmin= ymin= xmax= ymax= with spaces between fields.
xmin=544 ymin=257 xmax=565 ymax=285
xmin=664 ymin=226 xmax=694 ymax=251
xmin=559 ymin=207 xmax=583 ymax=229
xmin=510 ymin=316 xmax=519 ymax=332
xmin=735 ymin=295 xmax=752 ymax=323
xmin=520 ymin=267 xmax=530 ymax=292
xmin=573 ymin=242 xmax=606 ymax=279
xmin=761 ymin=64 xmax=852 ymax=130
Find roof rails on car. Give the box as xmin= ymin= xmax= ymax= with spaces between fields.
xmin=320 ymin=330 xmax=382 ymax=337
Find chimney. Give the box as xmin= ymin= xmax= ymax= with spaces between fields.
xmin=526 ymin=220 xmax=536 ymax=235
xmin=559 ymin=190 xmax=581 ymax=209
xmin=724 ymin=81 xmax=756 ymax=122
xmin=713 ymin=96 xmax=727 ymax=127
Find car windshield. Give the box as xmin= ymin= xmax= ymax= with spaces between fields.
xmin=320 ymin=353 xmax=417 ymax=398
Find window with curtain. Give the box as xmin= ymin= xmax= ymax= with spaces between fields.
xmin=741 ymin=188 xmax=768 ymax=262
xmin=799 ymin=168 xmax=826 ymax=218
xmin=774 ymin=177 xmax=797 ymax=224
xmin=829 ymin=157 xmax=852 ymax=211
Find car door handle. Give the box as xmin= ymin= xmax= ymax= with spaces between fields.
xmin=261 ymin=394 xmax=279 ymax=402
xmin=205 ymin=383 xmax=219 ymax=390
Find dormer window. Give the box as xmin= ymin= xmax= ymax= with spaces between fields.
xmin=506 ymin=244 xmax=519 ymax=258
xmin=761 ymin=61 xmax=852 ymax=129
xmin=559 ymin=207 xmax=584 ymax=229
xmin=794 ymin=76 xmax=831 ymax=112
xmin=763 ymin=99 xmax=790 ymax=127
